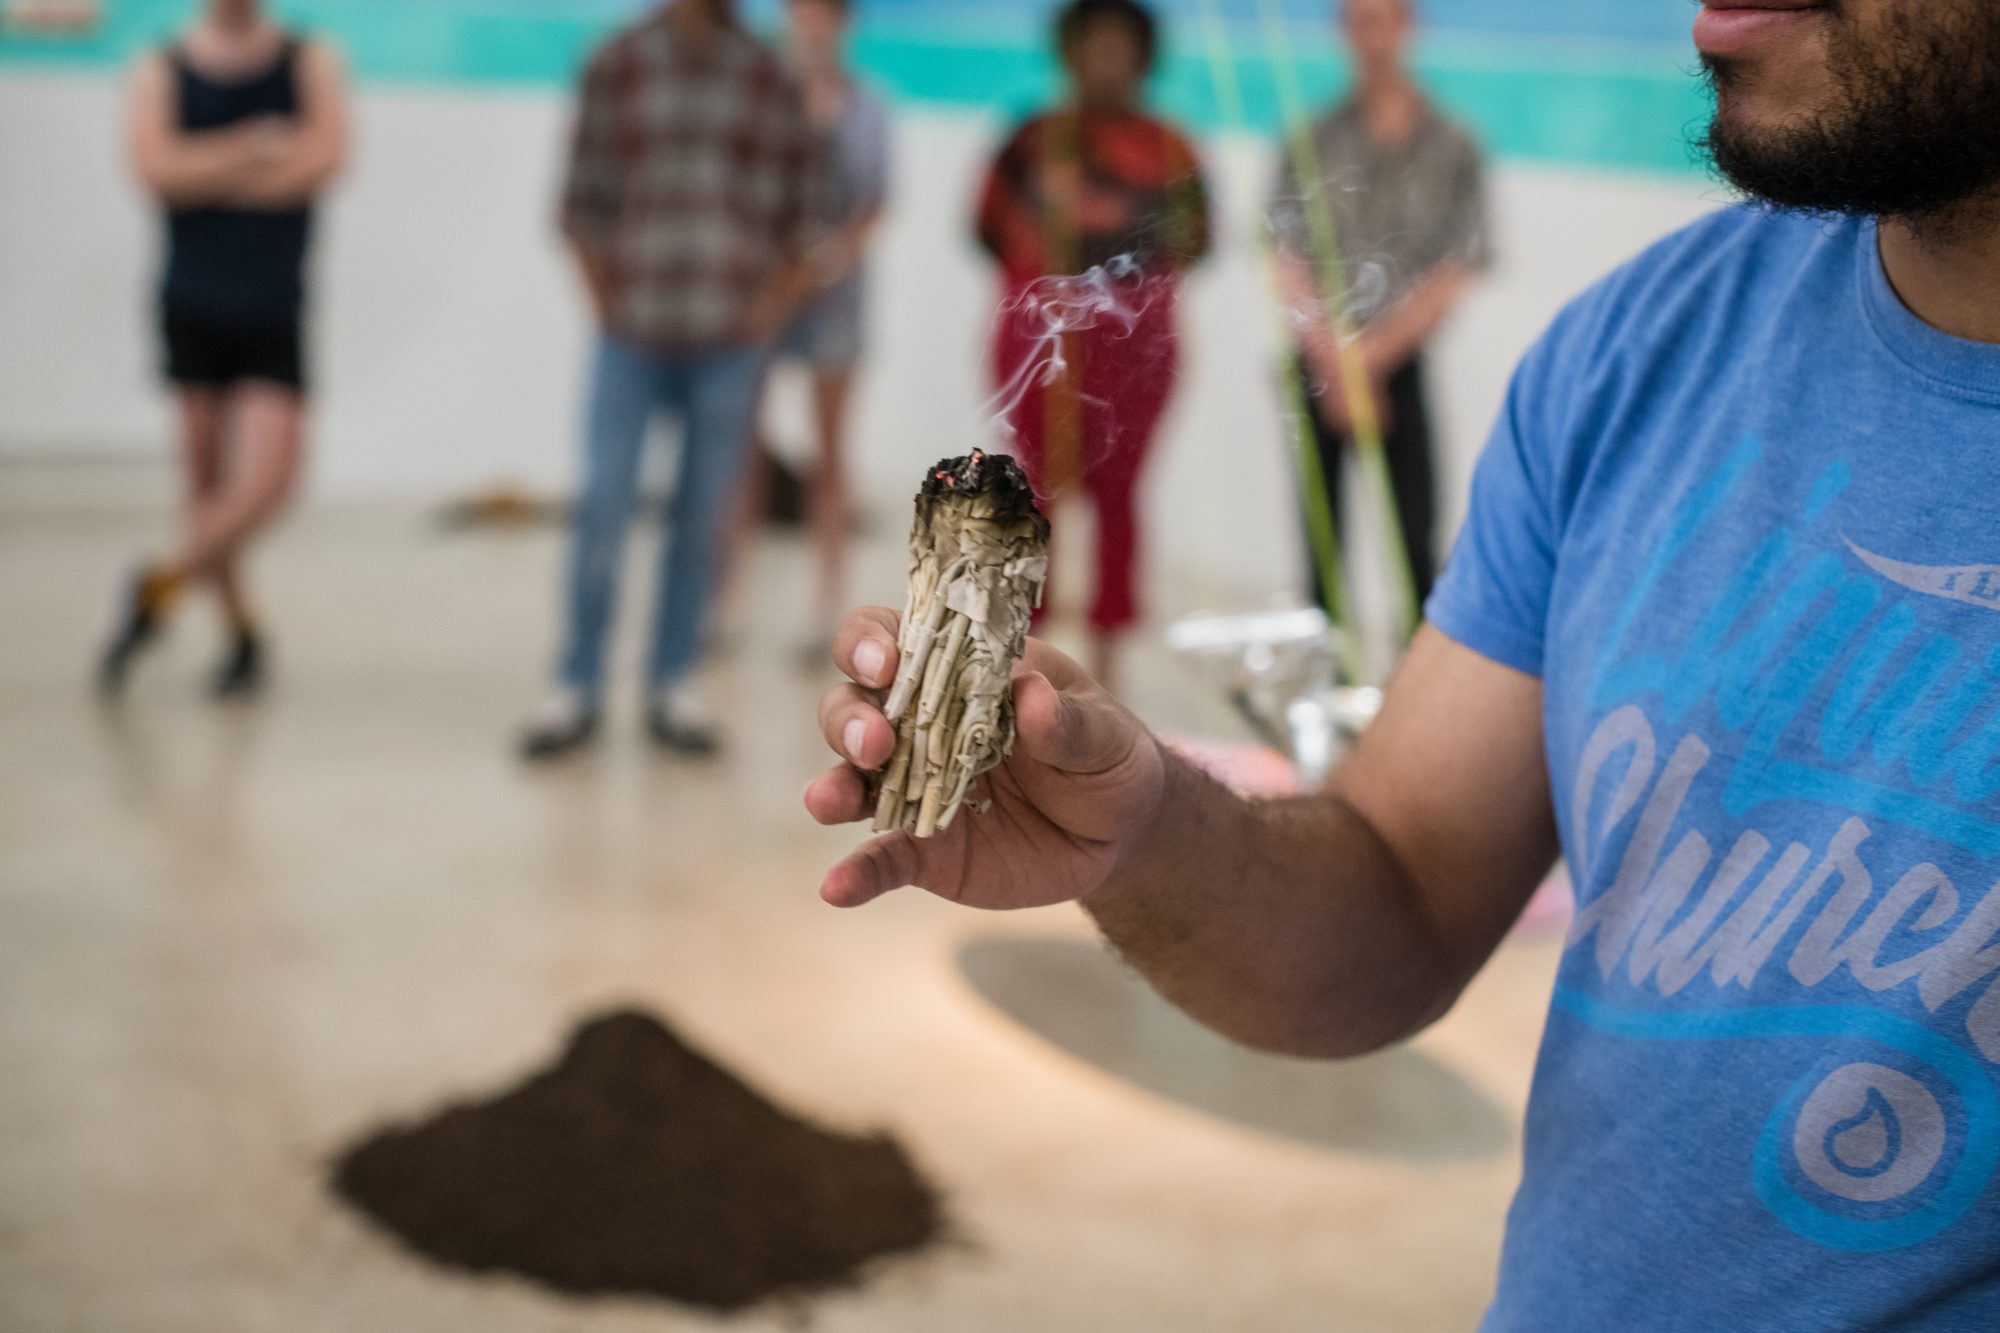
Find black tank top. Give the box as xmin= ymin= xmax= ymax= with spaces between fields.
xmin=161 ymin=37 xmax=313 ymax=320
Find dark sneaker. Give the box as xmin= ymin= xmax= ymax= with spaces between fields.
xmin=97 ymin=569 xmax=163 ymax=695
xmin=645 ymin=684 xmax=719 ymax=757
xmin=519 ymin=688 xmax=599 ymax=761
xmin=210 ymin=630 xmax=265 ymax=699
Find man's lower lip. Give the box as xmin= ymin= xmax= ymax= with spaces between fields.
xmin=1693 ymin=6 xmax=1826 ymax=57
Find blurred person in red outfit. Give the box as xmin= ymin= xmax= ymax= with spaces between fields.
xmin=973 ymin=0 xmax=1209 ymax=689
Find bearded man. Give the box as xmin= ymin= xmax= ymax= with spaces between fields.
xmin=807 ymin=1 xmax=2000 ymax=1324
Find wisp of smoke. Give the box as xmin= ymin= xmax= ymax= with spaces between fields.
xmin=982 ymin=253 xmax=1161 ymax=443
xmin=1262 ymin=172 xmax=1415 ymax=335
xmin=1274 ymin=258 xmax=1396 ymax=341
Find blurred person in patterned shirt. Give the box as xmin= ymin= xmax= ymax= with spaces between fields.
xmin=1269 ymin=0 xmax=1492 ymax=621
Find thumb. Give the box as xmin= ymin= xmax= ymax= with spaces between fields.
xmin=1013 ymin=671 xmax=1136 ymax=776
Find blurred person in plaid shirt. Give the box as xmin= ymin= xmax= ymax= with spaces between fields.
xmin=975 ymin=0 xmax=1210 ymax=691
xmin=522 ymin=0 xmax=824 ymax=761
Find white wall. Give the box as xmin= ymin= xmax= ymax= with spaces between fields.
xmin=0 ymin=68 xmax=1723 ymax=603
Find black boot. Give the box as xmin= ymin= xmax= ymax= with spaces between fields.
xmin=97 ymin=568 xmax=167 ymax=696
xmin=211 ymin=629 xmax=265 ymax=699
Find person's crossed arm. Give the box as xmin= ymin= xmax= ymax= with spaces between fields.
xmin=1277 ymin=248 xmax=1476 ymax=438
xmin=130 ymin=51 xmax=266 ymax=208
xmin=128 ymin=43 xmax=347 ymax=212
xmin=227 ymin=42 xmax=348 ymax=210
xmin=806 ymin=615 xmax=1558 ymax=1057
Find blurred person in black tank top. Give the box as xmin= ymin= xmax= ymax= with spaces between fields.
xmin=98 ymin=0 xmax=347 ymax=698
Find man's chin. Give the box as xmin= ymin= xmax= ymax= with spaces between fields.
xmin=1703 ymin=52 xmax=1836 ymax=135
xmin=1702 ymin=83 xmax=1850 ymax=207
xmin=1707 ymin=110 xmax=1785 ymax=165
xmin=1709 ymin=107 xmax=1803 ymax=159
xmin=1701 ymin=113 xmax=1826 ymax=213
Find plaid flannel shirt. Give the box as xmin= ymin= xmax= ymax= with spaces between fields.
xmin=562 ymin=15 xmax=819 ymax=350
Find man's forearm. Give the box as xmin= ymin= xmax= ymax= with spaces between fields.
xmin=142 ymin=129 xmax=264 ymax=207
xmin=766 ymin=252 xmax=821 ymax=312
xmin=1082 ymin=750 xmax=1468 ymax=1058
xmin=1360 ymin=263 xmax=1471 ymax=375
xmin=1276 ymin=252 xmax=1471 ymax=378
xmin=228 ymin=48 xmax=346 ymax=210
xmin=227 ymin=141 xmax=340 ymax=209
xmin=735 ymin=251 xmax=820 ymax=342
xmin=816 ymin=208 xmax=883 ymax=286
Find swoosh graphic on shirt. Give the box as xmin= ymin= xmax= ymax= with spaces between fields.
xmin=1846 ymin=539 xmax=2000 ymax=613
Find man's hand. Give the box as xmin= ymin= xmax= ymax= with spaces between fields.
xmin=733 ymin=285 xmax=796 ymax=346
xmin=808 ymin=613 xmax=1556 ymax=1058
xmin=804 ymin=606 xmax=1168 ymax=909
xmin=236 ymin=113 xmax=299 ymax=163
xmin=568 ymin=247 xmax=617 ymax=328
xmin=734 ymin=250 xmax=826 ymax=344
xmin=1306 ymin=339 xmax=1393 ymax=439
xmin=803 ymin=228 xmax=867 ymax=292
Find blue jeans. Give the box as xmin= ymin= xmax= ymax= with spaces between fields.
xmin=557 ymin=335 xmax=766 ymax=699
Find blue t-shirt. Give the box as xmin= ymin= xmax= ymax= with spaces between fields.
xmin=1428 ymin=207 xmax=2000 ymax=1330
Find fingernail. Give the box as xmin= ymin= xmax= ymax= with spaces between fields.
xmin=854 ymin=638 xmax=887 ymax=684
xmin=843 ymin=718 xmax=868 ymax=764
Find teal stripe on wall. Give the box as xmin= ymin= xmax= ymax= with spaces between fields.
xmin=0 ymin=2 xmax=1710 ymax=175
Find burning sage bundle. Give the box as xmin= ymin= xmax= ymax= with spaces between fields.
xmin=872 ymin=452 xmax=1050 ymax=838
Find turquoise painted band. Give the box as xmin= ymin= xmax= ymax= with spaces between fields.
xmin=0 ymin=0 xmax=1709 ymax=175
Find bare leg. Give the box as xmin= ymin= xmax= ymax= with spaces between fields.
xmin=177 ymin=386 xmax=226 ymax=497
xmin=174 ymin=387 xmax=252 ymax=624
xmin=211 ymin=556 xmax=252 ymax=627
xmin=807 ymin=368 xmax=855 ymax=636
xmin=98 ymin=384 xmax=241 ymax=691
xmin=175 ymin=386 xmax=226 ymax=540
xmin=170 ymin=382 xmax=305 ymax=580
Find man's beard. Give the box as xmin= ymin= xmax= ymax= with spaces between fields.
xmin=1699 ymin=2 xmax=2000 ymax=230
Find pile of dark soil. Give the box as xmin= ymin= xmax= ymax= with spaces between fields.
xmin=332 ymin=1009 xmax=944 ymax=1311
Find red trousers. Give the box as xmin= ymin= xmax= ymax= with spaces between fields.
xmin=989 ymin=280 xmax=1178 ymax=634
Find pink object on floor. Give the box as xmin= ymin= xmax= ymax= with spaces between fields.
xmin=1514 ymin=870 xmax=1574 ymax=938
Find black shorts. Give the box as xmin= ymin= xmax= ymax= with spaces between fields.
xmin=161 ymin=304 xmax=307 ymax=393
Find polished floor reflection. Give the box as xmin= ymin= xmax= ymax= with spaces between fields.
xmin=960 ymin=937 xmax=1513 ymax=1159
xmin=0 ymin=468 xmax=1563 ymax=1332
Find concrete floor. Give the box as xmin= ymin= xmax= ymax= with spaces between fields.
xmin=0 ymin=466 xmax=1561 ymax=1332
